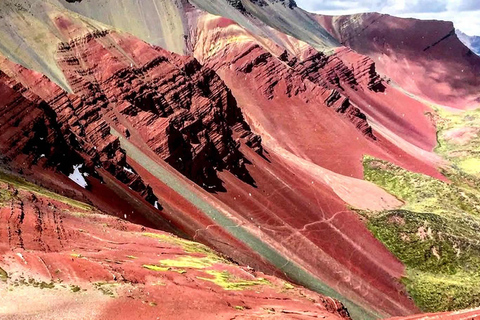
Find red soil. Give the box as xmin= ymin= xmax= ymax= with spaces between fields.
xmin=0 ymin=181 xmax=350 ymax=320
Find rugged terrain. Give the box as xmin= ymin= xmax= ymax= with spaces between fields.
xmin=0 ymin=0 xmax=479 ymax=319
xmin=457 ymin=29 xmax=480 ymax=56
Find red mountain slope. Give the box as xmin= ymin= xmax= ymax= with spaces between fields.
xmin=0 ymin=1 xmax=479 ymax=319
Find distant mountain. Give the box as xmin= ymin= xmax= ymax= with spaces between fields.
xmin=456 ymin=29 xmax=480 ymax=55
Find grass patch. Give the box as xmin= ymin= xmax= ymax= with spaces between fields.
xmin=363 ymin=156 xmax=480 ymax=216
xmin=197 ymin=270 xmax=269 ymax=291
xmin=143 ymin=264 xmax=186 ymax=274
xmin=283 ymin=282 xmax=295 ymax=290
xmin=13 ymin=278 xmax=56 ymax=289
xmin=458 ymin=158 xmax=480 ymax=175
xmin=0 ymin=170 xmax=92 ymax=211
xmin=403 ymin=269 xmax=480 ymax=312
xmin=0 ymin=189 xmax=13 ymax=205
xmin=363 ymin=156 xmax=480 ymax=312
xmin=143 ymin=233 xmax=227 ymax=262
xmin=157 ymin=256 xmax=219 ymax=269
xmin=434 ymin=107 xmax=480 ymax=177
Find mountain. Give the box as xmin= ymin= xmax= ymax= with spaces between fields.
xmin=0 ymin=1 xmax=479 ymax=319
xmin=456 ymin=29 xmax=480 ymax=55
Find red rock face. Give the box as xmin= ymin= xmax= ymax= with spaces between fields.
xmin=54 ymin=29 xmax=261 ymax=191
xmin=314 ymin=13 xmax=480 ymax=109
xmin=0 ymin=179 xmax=350 ymax=320
xmin=0 ymin=59 xmax=170 ymax=230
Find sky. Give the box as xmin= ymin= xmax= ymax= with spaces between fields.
xmin=295 ymin=0 xmax=480 ymax=36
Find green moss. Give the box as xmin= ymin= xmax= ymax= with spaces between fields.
xmin=197 ymin=270 xmax=269 ymax=291
xmin=158 ymin=256 xmax=219 ymax=269
xmin=234 ymin=306 xmax=245 ymax=310
xmin=0 ymin=189 xmax=13 ymax=205
xmin=126 ymin=255 xmax=137 ymax=259
xmin=143 ymin=264 xmax=170 ymax=272
xmin=22 ymin=278 xmax=56 ymax=289
xmin=283 ymin=282 xmax=295 ymax=290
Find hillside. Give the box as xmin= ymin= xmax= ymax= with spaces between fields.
xmin=0 ymin=1 xmax=480 ymax=319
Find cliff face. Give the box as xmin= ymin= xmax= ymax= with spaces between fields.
xmin=54 ymin=29 xmax=261 ymax=191
xmin=0 ymin=58 xmax=161 ymax=214
xmin=0 ymin=72 xmax=79 ymax=173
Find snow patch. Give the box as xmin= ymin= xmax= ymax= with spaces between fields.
xmin=154 ymin=201 xmax=160 ymax=209
xmin=123 ymin=166 xmax=134 ymax=174
xmin=68 ymin=164 xmax=88 ymax=189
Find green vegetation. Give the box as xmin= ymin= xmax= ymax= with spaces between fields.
xmin=143 ymin=264 xmax=186 ymax=274
xmin=363 ymin=156 xmax=480 ymax=312
xmin=0 ymin=267 xmax=8 ymax=281
xmin=363 ymin=156 xmax=480 ymax=216
xmin=0 ymin=170 xmax=93 ymax=211
xmin=11 ymin=277 xmax=56 ymax=289
xmin=0 ymin=188 xmax=13 ymax=205
xmin=197 ymin=270 xmax=269 ymax=291
xmin=142 ymin=233 xmax=229 ymax=275
xmin=70 ymin=285 xmax=81 ymax=293
xmin=434 ymin=107 xmax=480 ymax=178
xmin=283 ymin=282 xmax=295 ymax=290
xmin=156 ymin=256 xmax=218 ymax=269
xmin=143 ymin=233 xmax=227 ymax=263
xmin=93 ymin=282 xmax=116 ymax=297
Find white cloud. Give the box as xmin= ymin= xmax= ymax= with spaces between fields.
xmin=296 ymin=0 xmax=480 ymax=35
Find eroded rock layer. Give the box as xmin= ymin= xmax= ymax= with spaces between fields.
xmin=0 ymin=177 xmax=350 ymax=320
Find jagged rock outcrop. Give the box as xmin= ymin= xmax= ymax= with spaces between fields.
xmin=0 ymin=58 xmax=159 ymax=206
xmin=0 ymin=71 xmax=81 ymax=174
xmin=55 ymin=30 xmax=262 ymax=190
xmin=221 ymin=42 xmax=378 ymax=140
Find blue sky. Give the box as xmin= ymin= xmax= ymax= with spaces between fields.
xmin=296 ymin=0 xmax=480 ymax=36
